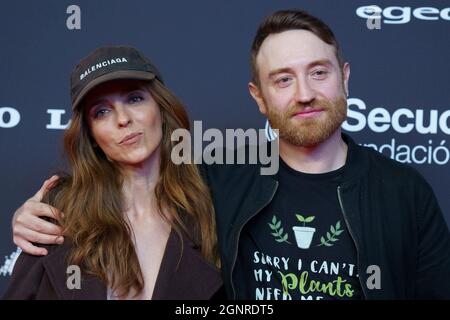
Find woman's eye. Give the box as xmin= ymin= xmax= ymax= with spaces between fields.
xmin=93 ymin=108 xmax=109 ymax=119
xmin=128 ymin=95 xmax=144 ymax=104
xmin=89 ymin=105 xmax=110 ymax=119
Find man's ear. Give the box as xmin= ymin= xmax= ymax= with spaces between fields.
xmin=248 ymin=82 xmax=268 ymax=116
xmin=342 ymin=62 xmax=350 ymax=97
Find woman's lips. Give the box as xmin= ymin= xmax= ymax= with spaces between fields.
xmin=119 ymin=132 xmax=142 ymax=145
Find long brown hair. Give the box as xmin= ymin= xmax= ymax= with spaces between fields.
xmin=47 ymin=79 xmax=218 ymax=298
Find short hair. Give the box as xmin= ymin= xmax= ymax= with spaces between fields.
xmin=250 ymin=9 xmax=345 ymax=85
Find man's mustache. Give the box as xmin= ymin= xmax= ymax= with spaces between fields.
xmin=286 ymin=98 xmax=333 ymax=117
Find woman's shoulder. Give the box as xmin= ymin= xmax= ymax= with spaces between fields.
xmin=2 ymin=242 xmax=72 ymax=299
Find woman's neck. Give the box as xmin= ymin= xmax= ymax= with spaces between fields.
xmin=121 ymin=148 xmax=162 ymax=221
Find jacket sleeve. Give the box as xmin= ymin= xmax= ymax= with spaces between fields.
xmin=415 ymin=177 xmax=450 ymax=299
xmin=2 ymin=249 xmax=49 ymax=299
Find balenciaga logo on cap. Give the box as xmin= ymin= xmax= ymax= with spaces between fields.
xmin=79 ymin=57 xmax=128 ymax=80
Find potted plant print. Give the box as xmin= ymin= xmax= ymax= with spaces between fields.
xmin=292 ymin=214 xmax=316 ymax=249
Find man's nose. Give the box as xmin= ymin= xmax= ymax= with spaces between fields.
xmin=294 ymin=76 xmax=316 ymax=104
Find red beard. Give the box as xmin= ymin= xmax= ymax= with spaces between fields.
xmin=267 ymin=96 xmax=348 ymax=147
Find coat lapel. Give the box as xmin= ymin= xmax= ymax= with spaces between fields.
xmin=42 ymin=242 xmax=106 ymax=300
xmin=152 ymin=230 xmax=223 ymax=299
xmin=41 ymin=231 xmax=222 ymax=300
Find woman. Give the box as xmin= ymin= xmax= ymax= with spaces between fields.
xmin=3 ymin=46 xmax=222 ymax=300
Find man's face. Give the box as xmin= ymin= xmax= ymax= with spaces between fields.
xmin=249 ymin=29 xmax=350 ymax=147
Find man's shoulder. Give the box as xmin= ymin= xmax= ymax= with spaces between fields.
xmin=356 ymin=142 xmax=430 ymax=187
xmin=200 ymin=144 xmax=267 ymax=173
xmin=198 ymin=143 xmax=278 ymax=195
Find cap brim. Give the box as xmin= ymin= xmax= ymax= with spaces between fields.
xmin=72 ymin=70 xmax=156 ymax=110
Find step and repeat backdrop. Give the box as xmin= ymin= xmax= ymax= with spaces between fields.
xmin=1 ymin=0 xmax=449 ymax=295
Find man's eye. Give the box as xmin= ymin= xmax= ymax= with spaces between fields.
xmin=275 ymin=76 xmax=293 ymax=86
xmin=311 ymin=70 xmax=328 ymax=79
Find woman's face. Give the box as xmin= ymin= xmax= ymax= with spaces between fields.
xmin=83 ymin=79 xmax=163 ymax=168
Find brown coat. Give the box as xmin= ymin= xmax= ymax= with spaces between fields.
xmin=2 ymin=230 xmax=223 ymax=300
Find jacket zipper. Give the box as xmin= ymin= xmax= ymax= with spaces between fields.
xmin=337 ymin=185 xmax=368 ymax=299
xmin=230 ymin=181 xmax=279 ymax=299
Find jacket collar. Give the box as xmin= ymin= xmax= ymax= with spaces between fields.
xmin=262 ymin=132 xmax=368 ymax=185
xmin=339 ymin=133 xmax=369 ymax=185
xmin=237 ymin=133 xmax=369 ymax=228
xmin=42 ymin=229 xmax=222 ymax=300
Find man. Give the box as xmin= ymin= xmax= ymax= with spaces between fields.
xmin=10 ymin=10 xmax=450 ymax=300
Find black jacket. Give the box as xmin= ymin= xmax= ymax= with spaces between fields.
xmin=202 ymin=134 xmax=450 ymax=299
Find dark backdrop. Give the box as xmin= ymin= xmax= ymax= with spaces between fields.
xmin=1 ymin=0 xmax=449 ymax=294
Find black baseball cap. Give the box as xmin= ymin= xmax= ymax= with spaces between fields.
xmin=70 ymin=45 xmax=164 ymax=110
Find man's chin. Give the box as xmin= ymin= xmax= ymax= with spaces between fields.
xmin=279 ymin=123 xmax=337 ymax=148
xmin=280 ymin=136 xmax=323 ymax=148
xmin=285 ymin=117 xmax=325 ymax=132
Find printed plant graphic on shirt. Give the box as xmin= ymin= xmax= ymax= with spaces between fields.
xmin=268 ymin=215 xmax=292 ymax=244
xmin=267 ymin=215 xmax=345 ymax=249
xmin=317 ymin=221 xmax=344 ymax=247
xmin=292 ymin=215 xmax=316 ymax=249
xmin=262 ymin=215 xmax=357 ymax=300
